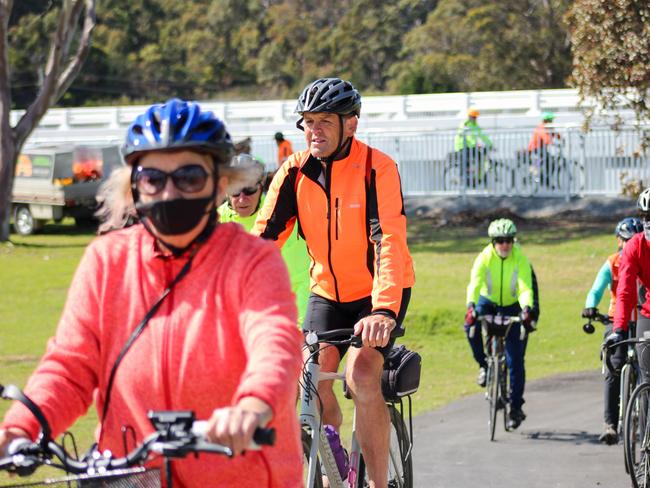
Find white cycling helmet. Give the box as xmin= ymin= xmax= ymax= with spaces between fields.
xmin=638 ymin=188 xmax=650 ymax=214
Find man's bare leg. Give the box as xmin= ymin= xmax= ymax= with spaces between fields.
xmin=308 ymin=344 xmax=343 ymax=430
xmin=346 ymin=346 xmax=388 ymax=488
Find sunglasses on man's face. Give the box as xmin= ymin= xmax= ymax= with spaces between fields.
xmin=231 ymin=186 xmax=259 ymax=198
xmin=133 ymin=164 xmax=210 ymax=195
xmin=494 ymin=237 xmax=514 ymax=245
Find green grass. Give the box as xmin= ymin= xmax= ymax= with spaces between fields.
xmin=0 ymin=217 xmax=614 ymax=480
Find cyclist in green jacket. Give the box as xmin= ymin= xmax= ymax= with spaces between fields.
xmin=454 ymin=107 xmax=493 ymax=152
xmin=219 ymin=154 xmax=310 ymax=325
xmin=464 ymin=218 xmax=538 ymax=429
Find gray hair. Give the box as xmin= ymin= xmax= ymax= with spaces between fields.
xmin=95 ymin=166 xmax=134 ymax=234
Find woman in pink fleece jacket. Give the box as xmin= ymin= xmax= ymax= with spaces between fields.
xmin=0 ymin=99 xmax=303 ymax=487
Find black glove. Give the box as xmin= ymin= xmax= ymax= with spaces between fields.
xmin=520 ymin=306 xmax=535 ymax=332
xmin=604 ymin=331 xmax=623 ymax=349
xmin=582 ymin=307 xmax=598 ymax=319
xmin=465 ymin=303 xmax=476 ymax=326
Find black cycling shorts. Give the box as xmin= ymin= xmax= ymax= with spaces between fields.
xmin=303 ymin=288 xmax=411 ymax=359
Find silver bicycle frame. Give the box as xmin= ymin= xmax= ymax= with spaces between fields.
xmin=300 ymin=358 xmax=363 ymax=488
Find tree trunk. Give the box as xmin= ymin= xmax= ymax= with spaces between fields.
xmin=0 ymin=0 xmax=95 ymax=241
xmin=0 ymin=0 xmax=13 ymax=242
xmin=0 ymin=137 xmax=16 ymax=242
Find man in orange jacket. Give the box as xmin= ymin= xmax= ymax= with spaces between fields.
xmin=254 ymin=77 xmax=415 ymax=488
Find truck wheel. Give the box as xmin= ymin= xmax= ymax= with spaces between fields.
xmin=13 ymin=206 xmax=42 ymax=236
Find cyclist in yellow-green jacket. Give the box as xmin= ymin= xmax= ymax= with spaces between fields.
xmin=219 ymin=154 xmax=310 ymax=325
xmin=464 ymin=218 xmax=539 ymax=430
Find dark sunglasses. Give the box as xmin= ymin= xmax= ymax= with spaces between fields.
xmin=133 ymin=165 xmax=210 ymax=195
xmin=231 ymin=186 xmax=259 ymax=198
xmin=494 ymin=237 xmax=514 ymax=244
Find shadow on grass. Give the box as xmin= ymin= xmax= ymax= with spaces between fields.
xmin=6 ymin=223 xmax=96 ymax=249
xmin=409 ymin=217 xmax=614 ymax=254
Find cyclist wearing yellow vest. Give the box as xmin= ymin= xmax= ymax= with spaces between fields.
xmin=582 ymin=217 xmax=644 ymax=444
xmin=219 ymin=154 xmax=310 ymax=326
xmin=465 ymin=218 xmax=537 ymax=430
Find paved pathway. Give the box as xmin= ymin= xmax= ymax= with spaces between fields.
xmin=412 ymin=370 xmax=630 ymax=487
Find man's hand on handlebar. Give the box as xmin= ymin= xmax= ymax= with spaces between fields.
xmin=204 ymin=397 xmax=272 ymax=457
xmin=354 ymin=313 xmax=396 ymax=348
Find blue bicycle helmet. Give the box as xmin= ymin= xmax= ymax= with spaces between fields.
xmin=122 ymin=99 xmax=234 ymax=165
xmin=615 ymin=217 xmax=644 ymax=240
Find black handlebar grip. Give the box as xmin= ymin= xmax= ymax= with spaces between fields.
xmin=252 ymin=427 xmax=275 ymax=446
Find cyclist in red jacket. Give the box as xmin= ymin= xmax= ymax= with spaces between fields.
xmin=606 ymin=189 xmax=650 ymax=386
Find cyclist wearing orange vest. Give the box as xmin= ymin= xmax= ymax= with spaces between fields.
xmin=254 ymin=78 xmax=415 ymax=488
xmin=275 ymin=132 xmax=294 ymax=170
xmin=582 ymin=217 xmax=644 ymax=445
xmin=527 ymin=111 xmax=561 ymax=153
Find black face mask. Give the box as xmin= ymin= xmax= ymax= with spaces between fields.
xmin=135 ymin=197 xmax=213 ymax=235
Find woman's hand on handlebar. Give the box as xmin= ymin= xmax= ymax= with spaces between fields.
xmin=354 ymin=313 xmax=396 ymax=348
xmin=204 ymin=397 xmax=272 ymax=456
xmin=0 ymin=427 xmax=30 ymax=457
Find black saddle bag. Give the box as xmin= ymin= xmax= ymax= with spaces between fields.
xmin=381 ymin=345 xmax=422 ymax=401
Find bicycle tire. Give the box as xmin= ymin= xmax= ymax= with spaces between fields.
xmin=356 ymin=404 xmax=413 ymax=488
xmin=500 ymin=357 xmax=510 ymax=432
xmin=443 ymin=163 xmax=461 ymax=191
xmin=622 ymin=364 xmax=636 ymax=474
xmin=302 ymin=428 xmax=324 ymax=488
xmin=487 ymin=354 xmax=499 ymax=441
xmin=624 ymin=382 xmax=650 ymax=488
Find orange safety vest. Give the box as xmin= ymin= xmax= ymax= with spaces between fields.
xmin=255 ymin=138 xmax=415 ymax=316
xmin=277 ymin=139 xmax=293 ymax=168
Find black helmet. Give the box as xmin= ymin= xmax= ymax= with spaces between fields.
xmin=274 ymin=132 xmax=284 ymax=142
xmin=295 ymin=78 xmax=361 ymax=117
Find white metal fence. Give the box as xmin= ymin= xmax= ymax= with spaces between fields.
xmin=19 ymin=88 xmax=648 ymax=198
xmin=361 ymin=127 xmax=650 ymax=198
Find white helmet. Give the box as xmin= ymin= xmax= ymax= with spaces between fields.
xmin=638 ymin=188 xmax=650 ymax=213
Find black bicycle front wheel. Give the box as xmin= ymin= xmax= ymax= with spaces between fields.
xmin=625 ymin=382 xmax=650 ymax=488
xmin=487 ymin=355 xmax=499 ymax=441
xmin=500 ymin=357 xmax=510 ymax=432
xmin=623 ymin=364 xmax=637 ymax=474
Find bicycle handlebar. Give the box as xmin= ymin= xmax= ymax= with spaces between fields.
xmin=304 ymin=327 xmax=405 ymax=348
xmin=582 ymin=312 xmax=610 ymax=334
xmin=0 ymin=385 xmax=276 ymax=478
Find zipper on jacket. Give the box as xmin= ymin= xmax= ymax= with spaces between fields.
xmin=325 ymin=163 xmax=340 ymax=301
xmin=499 ymin=258 xmax=504 ymax=306
xmin=335 ymin=198 xmax=340 ymax=240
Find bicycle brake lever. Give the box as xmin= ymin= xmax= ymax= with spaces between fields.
xmin=3 ymin=439 xmax=41 ymax=477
